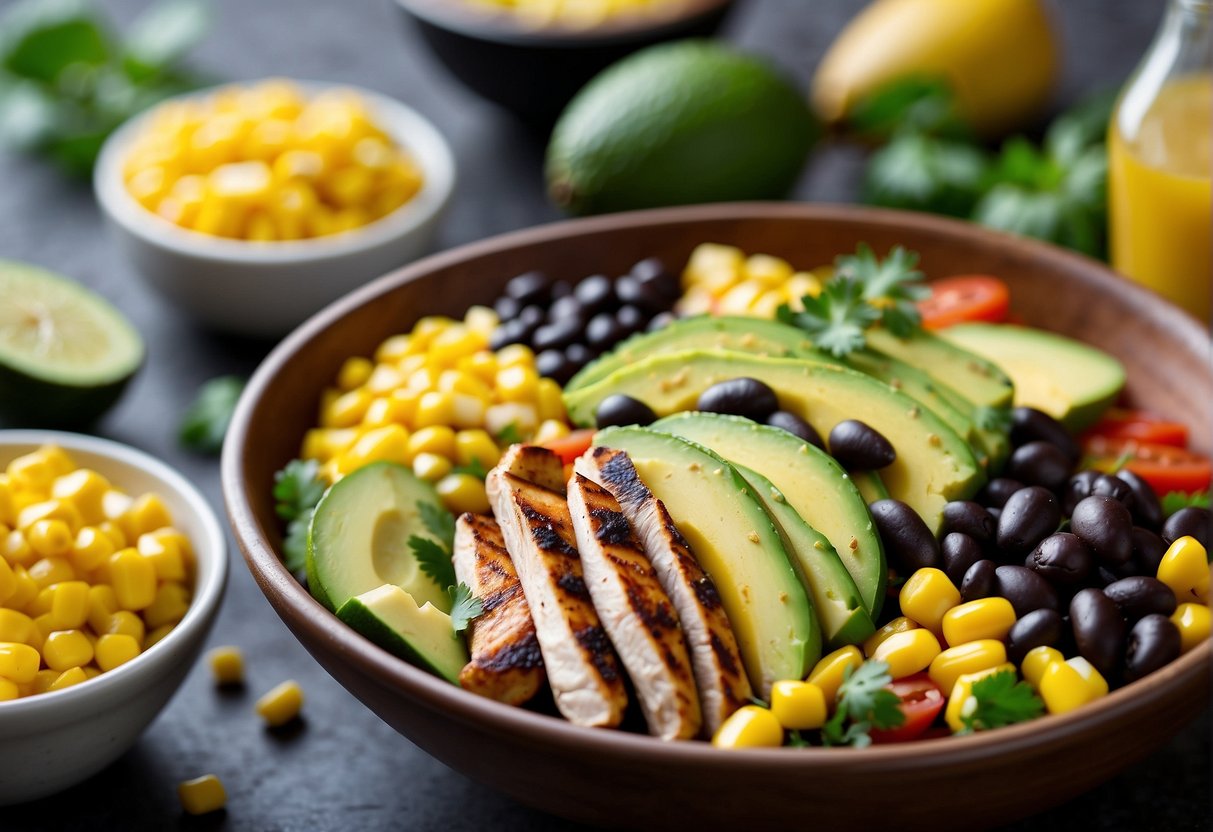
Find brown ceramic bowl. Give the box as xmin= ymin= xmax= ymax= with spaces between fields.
xmin=222 ymin=204 xmax=1212 ymax=831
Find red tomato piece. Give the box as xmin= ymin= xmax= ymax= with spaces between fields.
xmin=1083 ymin=408 xmax=1189 ymax=448
xmin=919 ymin=275 xmax=1011 ymax=330
xmin=1083 ymin=436 xmax=1213 ymax=495
xmin=869 ymin=673 xmax=945 ymax=744
xmin=542 ymin=428 xmax=594 ymax=466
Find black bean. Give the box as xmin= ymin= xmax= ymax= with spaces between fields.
xmin=765 ymin=410 xmax=823 ymax=449
xmin=997 ymin=486 xmax=1062 ymax=556
xmin=696 ymin=378 xmax=780 ymax=421
xmin=994 ymin=565 xmax=1060 ymax=616
xmin=1124 ymin=614 xmax=1182 ymax=683
xmin=488 ymin=321 xmax=524 ymax=351
xmin=573 ymin=275 xmax=615 ymax=315
xmin=518 ymin=304 xmax=545 ymax=337
xmin=1115 ymin=470 xmax=1164 ymax=531
xmin=548 ymin=295 xmax=584 ymax=325
xmin=586 ymin=313 xmax=625 ymax=350
xmin=1095 ymin=566 xmax=1121 ymax=587
xmin=493 ymin=295 xmax=521 ymax=320
xmin=550 ymin=280 xmax=573 ymax=299
xmin=1006 ymin=441 xmax=1072 ymax=491
xmin=535 ymin=350 xmax=572 ymax=383
xmin=942 ymin=533 xmax=985 ymax=584
xmin=942 ymin=501 xmax=997 ymax=544
xmin=595 ymin=394 xmax=657 ymax=429
xmin=987 ymin=507 xmax=1002 ymax=522
xmin=1028 ymin=533 xmax=1095 ymax=586
xmin=1070 ymin=588 xmax=1126 ymax=678
xmin=564 ymin=343 xmax=594 ymax=368
xmin=1071 ymin=495 xmax=1134 ymax=565
xmin=504 ymin=271 xmax=551 ymax=303
xmin=1103 ymin=576 xmax=1177 ymax=621
xmin=1132 ymin=527 xmax=1169 ymax=575
xmin=1006 ymin=609 xmax=1065 ymax=664
xmin=646 ymin=311 xmax=677 ymax=333
xmin=828 ymin=420 xmax=896 ymax=470
xmin=961 ymin=559 xmax=998 ymax=602
xmin=1063 ymin=471 xmax=1132 ymax=516
xmin=979 ymin=478 xmax=1025 ymax=509
xmin=631 ymin=257 xmax=679 ymax=299
xmin=1010 ymin=407 xmax=1081 ymax=463
xmin=614 ymin=275 xmax=668 ymax=313
xmin=615 ymin=305 xmax=646 ymax=336
xmin=1162 ymin=507 xmax=1211 ymax=548
xmin=869 ymin=499 xmax=940 ymax=574
xmin=532 ymin=319 xmax=581 ymax=351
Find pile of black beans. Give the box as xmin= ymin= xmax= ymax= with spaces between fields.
xmin=488 ymin=259 xmax=681 ymax=384
xmin=872 ymin=406 xmax=1211 ymax=688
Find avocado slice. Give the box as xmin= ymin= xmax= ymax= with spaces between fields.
xmin=851 ymin=469 xmax=890 ymax=505
xmin=307 ymin=462 xmax=450 ymax=614
xmin=567 ymin=351 xmax=984 ymax=534
xmin=653 ymin=412 xmax=884 ymax=622
xmin=594 ymin=426 xmax=817 ymax=695
xmin=940 ymin=323 xmax=1126 ymax=431
xmin=336 ymin=584 xmax=467 ymax=684
xmin=866 ymin=326 xmax=1014 ymax=409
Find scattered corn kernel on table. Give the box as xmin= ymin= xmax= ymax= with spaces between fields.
xmin=1 ymin=0 xmax=1208 ymax=829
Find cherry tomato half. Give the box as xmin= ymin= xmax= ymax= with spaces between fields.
xmin=1083 ymin=408 xmax=1189 ymax=448
xmin=869 ymin=673 xmax=945 ymax=744
xmin=919 ymin=275 xmax=1011 ymax=330
xmin=1083 ymin=436 xmax=1213 ymax=495
xmin=542 ymin=428 xmax=594 ymax=466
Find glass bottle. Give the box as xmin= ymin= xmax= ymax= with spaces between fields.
xmin=1108 ymin=0 xmax=1212 ymax=323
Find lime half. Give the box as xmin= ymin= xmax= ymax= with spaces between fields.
xmin=0 ymin=260 xmax=144 ymax=427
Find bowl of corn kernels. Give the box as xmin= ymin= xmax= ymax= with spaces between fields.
xmin=94 ymin=79 xmax=456 ymax=338
xmin=0 ymin=431 xmax=227 ymax=805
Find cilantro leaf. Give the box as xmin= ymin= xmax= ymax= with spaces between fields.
xmin=864 ymin=131 xmax=989 ymax=218
xmin=282 ymin=507 xmax=313 ymax=574
xmin=409 ymin=535 xmax=457 ymax=590
xmin=448 ymin=582 xmax=483 ymax=633
xmin=836 ymin=244 xmax=929 ymax=337
xmin=418 ymin=500 xmax=456 ymax=548
xmin=1162 ymin=491 xmax=1211 ymax=516
xmin=959 ymin=669 xmax=1044 ymax=733
xmin=496 ymin=422 xmax=525 ymax=445
xmin=777 ymin=275 xmax=879 ymax=357
xmin=273 ymin=459 xmax=327 ymax=523
xmin=847 ymin=76 xmax=971 ymax=142
xmin=786 ymin=730 xmax=812 ymax=748
xmin=452 ymin=459 xmax=489 ymax=480
xmin=820 ymin=660 xmax=904 ymax=747
xmin=748 ymin=695 xmax=770 ymax=709
xmin=178 ymin=375 xmax=244 ymax=455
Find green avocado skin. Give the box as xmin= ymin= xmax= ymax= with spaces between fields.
xmin=546 ymin=41 xmax=819 ymax=215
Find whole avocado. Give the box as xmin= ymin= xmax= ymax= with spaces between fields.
xmin=546 ymin=41 xmax=819 ymax=215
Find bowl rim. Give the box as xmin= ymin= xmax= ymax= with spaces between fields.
xmin=224 ymin=201 xmax=1211 ymax=767
xmin=0 ymin=429 xmax=228 ymax=716
xmin=393 ymin=0 xmax=734 ymax=46
xmin=93 ymin=79 xmax=457 ymax=266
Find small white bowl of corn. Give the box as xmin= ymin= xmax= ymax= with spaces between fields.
xmin=0 ymin=431 xmax=227 ymax=805
xmin=94 ymin=79 xmax=456 ymax=338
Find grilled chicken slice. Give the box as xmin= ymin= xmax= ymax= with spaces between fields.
xmin=452 ymin=513 xmax=545 ymax=706
xmin=567 ymin=473 xmax=702 ymax=740
xmin=575 ymin=446 xmax=751 ymax=733
xmin=488 ymin=444 xmax=567 ymax=497
xmin=487 ymin=449 xmax=628 ymax=728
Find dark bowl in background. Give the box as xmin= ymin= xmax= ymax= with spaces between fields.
xmin=393 ymin=0 xmax=736 ymax=124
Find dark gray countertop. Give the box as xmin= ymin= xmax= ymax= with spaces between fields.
xmin=1 ymin=0 xmax=1208 ymax=829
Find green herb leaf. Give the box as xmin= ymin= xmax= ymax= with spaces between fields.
xmin=847 ymin=76 xmax=970 ymax=141
xmin=448 ymin=582 xmax=483 ymax=633
xmin=452 ymin=459 xmax=489 ymax=480
xmin=1046 ymin=91 xmax=1116 ymax=166
xmin=409 ymin=535 xmax=456 ymax=590
xmin=282 ymin=508 xmax=313 ymax=574
xmin=178 ymin=375 xmax=245 ymax=455
xmin=959 ymin=669 xmax=1044 ymax=733
xmin=1162 ymin=491 xmax=1211 ymax=516
xmin=836 ymin=244 xmax=929 ymax=336
xmin=821 ymin=660 xmax=905 ymax=747
xmin=786 ymin=730 xmax=811 ymax=748
xmin=0 ymin=0 xmax=110 ymax=83
xmin=747 ymin=695 xmax=770 ymax=709
xmin=124 ymin=0 xmax=210 ymax=70
xmin=864 ymin=131 xmax=990 ymax=219
xmin=273 ymin=459 xmax=327 ymax=523
xmin=496 ymin=422 xmax=525 ymax=445
xmin=777 ymin=275 xmax=880 ymax=358
xmin=419 ymin=500 xmax=456 ymax=549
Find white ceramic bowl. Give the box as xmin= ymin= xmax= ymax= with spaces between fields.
xmin=94 ymin=81 xmax=456 ymax=338
xmin=0 ymin=431 xmax=227 ymax=805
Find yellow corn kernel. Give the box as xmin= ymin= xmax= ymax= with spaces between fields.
xmin=137 ymin=533 xmax=186 ymax=583
xmin=944 ymin=663 xmax=1018 ymax=733
xmin=18 ymin=499 xmax=84 ymax=534
xmin=495 ymin=365 xmax=539 ymax=404
xmin=450 ymin=394 xmax=489 ymax=430
xmin=406 ymin=426 xmax=457 ymax=461
xmin=412 ymin=453 xmax=452 ymax=483
xmin=144 ymin=623 xmax=175 ymax=651
xmin=323 ymin=388 xmax=373 ymax=428
xmin=769 ymin=680 xmax=828 ymax=730
xmin=1172 ymin=603 xmax=1211 ymax=653
xmin=863 ymin=615 xmax=919 ymax=658
xmin=929 ymin=639 xmax=1008 ymax=693
xmin=1021 ymin=645 xmax=1065 ymax=690
xmin=87 ymin=584 xmax=120 ymax=634
xmin=7 ymin=451 xmax=56 ymax=494
xmin=463 ymin=305 xmax=498 ymax=337
xmin=685 ymin=243 xmax=744 ymax=287
xmin=717 ymin=281 xmax=766 ymax=316
xmin=49 ymin=666 xmax=88 ymax=692
xmin=1157 ymin=536 xmax=1210 ymax=604
xmin=109 ymin=548 xmax=157 ymax=611
xmin=97 ymin=520 xmax=128 ymax=549
xmin=532 ymin=419 xmax=570 ymax=445
xmin=870 ymin=627 xmax=943 ymax=679
xmin=459 ymin=352 xmax=499 ymax=385
xmin=3 ymin=529 xmax=34 ymax=567
xmin=362 ymin=396 xmax=413 ymax=430
xmin=337 ymin=425 xmax=409 ymax=475
xmin=409 ymin=316 xmax=452 ymax=349
xmin=178 ymin=774 xmax=227 ymax=816
xmin=144 ymin=582 xmax=191 ymax=629
xmin=536 ymin=378 xmax=566 ymax=422
xmin=71 ymin=526 xmax=116 ymax=573
xmin=7 ymin=566 xmax=36 ymax=612
xmin=711 ymin=704 xmax=784 ymax=749
xmin=50 ymin=469 xmax=110 ymax=525
xmin=806 ymin=645 xmax=864 ymax=706
xmin=0 ymin=478 xmax=11 ymax=527
xmin=32 ymin=613 xmax=56 ymax=644
xmin=122 ymin=494 xmax=173 ymax=540
xmin=374 ymin=334 xmax=413 ymax=364
xmin=0 ymin=678 xmax=17 ymax=701
xmin=256 ymin=679 xmax=304 ymax=727
xmin=413 ymin=391 xmax=456 ymax=429
xmin=0 ymin=555 xmax=13 ymax=605
xmin=336 ymin=356 xmax=374 ymax=391
xmin=0 ymin=609 xmax=34 ymax=645
xmin=484 ymin=403 xmax=538 ymax=439
xmin=28 ymin=586 xmax=53 ymax=618
xmin=106 ymin=610 xmax=146 ymax=643
xmin=302 ymin=428 xmax=358 ymax=462
xmin=436 ymin=474 xmax=490 ymax=515
xmin=28 ymin=557 xmax=75 ymax=588
xmin=429 ymin=325 xmax=488 ymax=367
xmin=42 ymin=629 xmax=94 ymax=672
xmin=48 ymin=581 xmax=90 ymax=630
xmin=1039 ymin=657 xmax=1108 ymax=715
xmin=899 ymin=567 xmax=961 ymax=634
xmin=26 ymin=518 xmax=74 ymax=558
xmin=102 ymin=489 xmax=133 ymax=523
xmin=454 ymin=430 xmax=501 ymax=470
xmin=495 ymin=343 xmax=534 ymax=369
xmin=941 ymin=597 xmax=1017 ymax=646
xmin=208 ymin=646 xmax=245 ymax=686
xmin=365 ymin=363 xmax=405 ymax=396
xmin=30 ymin=667 xmax=59 ymax=694
xmin=437 ymin=370 xmax=491 ymax=401
xmin=95 ymin=633 xmax=142 ymax=671
xmin=405 ymin=366 xmax=442 ymax=394
xmin=744 ymin=253 xmax=795 ymax=287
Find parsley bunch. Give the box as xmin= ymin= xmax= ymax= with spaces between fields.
xmin=821 ymin=660 xmax=905 ymax=748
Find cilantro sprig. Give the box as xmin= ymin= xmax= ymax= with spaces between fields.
xmin=273 ymin=459 xmax=328 ymax=573
xmin=178 ymin=375 xmax=244 ymax=455
xmin=958 ymin=669 xmax=1044 ymax=734
xmin=821 ymin=660 xmax=905 ymax=748
xmin=448 ymin=582 xmax=483 ymax=633
xmin=1162 ymin=491 xmax=1211 ymax=516
xmin=409 ymin=501 xmax=457 ymax=590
